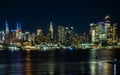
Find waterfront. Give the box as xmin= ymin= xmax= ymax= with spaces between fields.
xmin=0 ymin=49 xmax=120 ymax=75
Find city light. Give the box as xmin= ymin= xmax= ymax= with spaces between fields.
xmin=0 ymin=15 xmax=120 ymax=51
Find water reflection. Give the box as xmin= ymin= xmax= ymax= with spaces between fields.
xmin=25 ymin=49 xmax=32 ymax=75
xmin=10 ymin=51 xmax=24 ymax=75
xmin=90 ymin=62 xmax=97 ymax=75
xmin=48 ymin=51 xmax=55 ymax=75
xmin=89 ymin=50 xmax=97 ymax=75
xmin=0 ymin=49 xmax=120 ymax=75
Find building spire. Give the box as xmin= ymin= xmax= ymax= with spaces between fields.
xmin=17 ymin=21 xmax=19 ymax=29
xmin=5 ymin=20 xmax=9 ymax=34
xmin=6 ymin=20 xmax=8 ymax=27
xmin=50 ymin=21 xmax=52 ymax=28
xmin=49 ymin=21 xmax=53 ymax=39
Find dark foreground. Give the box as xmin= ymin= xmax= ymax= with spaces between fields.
xmin=0 ymin=49 xmax=120 ymax=75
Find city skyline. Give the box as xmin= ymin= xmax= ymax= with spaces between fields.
xmin=0 ymin=15 xmax=120 ymax=50
xmin=0 ymin=0 xmax=120 ymax=34
xmin=0 ymin=15 xmax=119 ymax=35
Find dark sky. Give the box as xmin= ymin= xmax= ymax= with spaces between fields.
xmin=0 ymin=0 xmax=120 ymax=34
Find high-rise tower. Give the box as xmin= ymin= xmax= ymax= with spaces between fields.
xmin=0 ymin=31 xmax=5 ymax=43
xmin=49 ymin=21 xmax=53 ymax=39
xmin=58 ymin=26 xmax=65 ymax=43
xmin=90 ymin=23 xmax=99 ymax=43
xmin=37 ymin=29 xmax=42 ymax=36
xmin=105 ymin=15 xmax=111 ymax=28
xmin=16 ymin=22 xmax=22 ymax=40
xmin=5 ymin=20 xmax=9 ymax=34
xmin=16 ymin=22 xmax=19 ymax=38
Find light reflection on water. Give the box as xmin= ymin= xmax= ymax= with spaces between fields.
xmin=25 ymin=50 xmax=32 ymax=75
xmin=0 ymin=49 xmax=120 ymax=75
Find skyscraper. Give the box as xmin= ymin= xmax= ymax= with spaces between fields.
xmin=5 ymin=20 xmax=9 ymax=34
xmin=49 ymin=21 xmax=54 ymax=39
xmin=16 ymin=22 xmax=22 ymax=40
xmin=70 ymin=26 xmax=74 ymax=41
xmin=105 ymin=15 xmax=111 ymax=28
xmin=37 ymin=29 xmax=42 ymax=36
xmin=112 ymin=22 xmax=118 ymax=44
xmin=90 ymin=16 xmax=119 ymax=46
xmin=58 ymin=26 xmax=65 ymax=43
xmin=90 ymin=23 xmax=99 ymax=43
xmin=2 ymin=30 xmax=5 ymax=44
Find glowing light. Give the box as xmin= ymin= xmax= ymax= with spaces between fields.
xmin=25 ymin=50 xmax=32 ymax=75
xmin=114 ymin=64 xmax=116 ymax=75
xmin=90 ymin=23 xmax=95 ymax=26
xmin=92 ymin=30 xmax=95 ymax=42
xmin=11 ymin=30 xmax=16 ymax=32
xmin=90 ymin=62 xmax=96 ymax=75
xmin=105 ymin=15 xmax=110 ymax=19
xmin=69 ymin=47 xmax=74 ymax=51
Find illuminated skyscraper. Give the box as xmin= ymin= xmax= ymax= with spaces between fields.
xmin=37 ymin=29 xmax=42 ymax=36
xmin=16 ymin=22 xmax=22 ymax=40
xmin=104 ymin=15 xmax=112 ymax=45
xmin=25 ymin=31 xmax=30 ymax=41
xmin=105 ymin=15 xmax=111 ymax=28
xmin=49 ymin=21 xmax=53 ymax=39
xmin=2 ymin=30 xmax=5 ymax=43
xmin=90 ymin=23 xmax=99 ymax=43
xmin=90 ymin=16 xmax=119 ymax=46
xmin=90 ymin=23 xmax=95 ymax=43
xmin=112 ymin=22 xmax=118 ymax=44
xmin=16 ymin=22 xmax=19 ymax=38
xmin=65 ymin=27 xmax=70 ymax=44
xmin=64 ymin=26 xmax=75 ymax=45
xmin=4 ymin=20 xmax=10 ymax=44
xmin=58 ymin=26 xmax=65 ymax=43
xmin=90 ymin=21 xmax=107 ymax=45
xmin=5 ymin=20 xmax=9 ymax=34
xmin=70 ymin=27 xmax=74 ymax=40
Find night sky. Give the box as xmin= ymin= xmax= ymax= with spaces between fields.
xmin=0 ymin=0 xmax=120 ymax=34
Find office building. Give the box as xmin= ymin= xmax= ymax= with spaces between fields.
xmin=49 ymin=21 xmax=54 ymax=39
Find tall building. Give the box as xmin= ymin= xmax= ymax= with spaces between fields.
xmin=49 ymin=21 xmax=54 ymax=39
xmin=107 ymin=26 xmax=113 ymax=44
xmin=5 ymin=20 xmax=9 ymax=34
xmin=112 ymin=22 xmax=118 ymax=44
xmin=90 ymin=23 xmax=99 ymax=43
xmin=16 ymin=22 xmax=22 ymax=40
xmin=5 ymin=20 xmax=10 ymax=44
xmin=25 ymin=31 xmax=30 ymax=41
xmin=70 ymin=26 xmax=74 ymax=41
xmin=31 ymin=33 xmax=35 ymax=45
xmin=98 ymin=22 xmax=107 ymax=44
xmin=65 ymin=27 xmax=69 ymax=40
xmin=90 ymin=23 xmax=96 ymax=43
xmin=58 ymin=26 xmax=65 ymax=43
xmin=104 ymin=15 xmax=113 ymax=45
xmin=37 ymin=29 xmax=42 ymax=36
xmin=105 ymin=15 xmax=111 ymax=28
xmin=2 ymin=30 xmax=5 ymax=44
xmin=90 ymin=15 xmax=119 ymax=46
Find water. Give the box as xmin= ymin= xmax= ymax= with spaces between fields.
xmin=0 ymin=49 xmax=120 ymax=75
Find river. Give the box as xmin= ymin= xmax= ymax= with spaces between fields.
xmin=0 ymin=49 xmax=120 ymax=75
